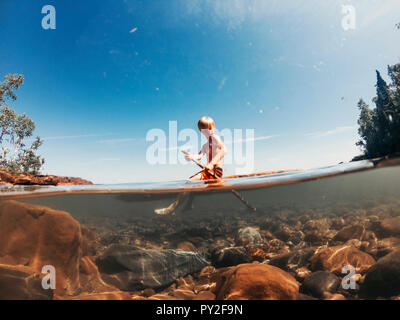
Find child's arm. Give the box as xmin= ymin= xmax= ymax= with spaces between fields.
xmin=184 ymin=146 xmax=205 ymax=161
xmin=192 ymin=151 xmax=203 ymax=161
xmin=207 ymin=135 xmax=227 ymax=167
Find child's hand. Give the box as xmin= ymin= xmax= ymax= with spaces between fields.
xmin=184 ymin=152 xmax=193 ymax=161
xmin=204 ymin=163 xmax=214 ymax=171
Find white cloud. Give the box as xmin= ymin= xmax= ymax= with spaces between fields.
xmin=180 ymin=0 xmax=326 ymax=29
xmin=78 ymin=158 xmax=121 ymax=166
xmin=98 ymin=138 xmax=137 ymax=144
xmin=226 ymin=134 xmax=280 ymax=143
xmin=218 ymin=77 xmax=227 ymax=90
xmin=361 ymin=0 xmax=400 ymax=28
xmin=37 ymin=133 xmax=115 ymax=141
xmin=305 ymin=126 xmax=356 ymax=138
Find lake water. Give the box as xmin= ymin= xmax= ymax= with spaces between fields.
xmin=0 ymin=159 xmax=398 ymax=221
xmin=1 ymin=158 xmax=400 ymax=299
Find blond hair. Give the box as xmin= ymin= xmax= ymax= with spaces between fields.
xmin=197 ymin=116 xmax=215 ymax=131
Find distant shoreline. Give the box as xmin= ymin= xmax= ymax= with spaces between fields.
xmin=0 ymin=170 xmax=93 ymax=186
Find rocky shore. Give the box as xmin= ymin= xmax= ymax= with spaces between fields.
xmin=0 ymin=170 xmax=93 ymax=186
xmin=1 ymin=197 xmax=400 ymax=300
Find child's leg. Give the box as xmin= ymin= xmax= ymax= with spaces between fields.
xmin=154 ymin=171 xmax=204 ymax=216
xmin=182 ymin=192 xmax=195 ymax=211
xmin=154 ymin=192 xmax=188 ymax=216
xmin=183 ymin=171 xmax=207 ymax=210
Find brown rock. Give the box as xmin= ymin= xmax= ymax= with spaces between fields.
xmin=0 ymin=200 xmax=82 ymax=296
xmin=214 ymin=263 xmax=299 ymax=300
xmin=170 ymin=289 xmax=197 ymax=300
xmin=376 ymin=237 xmax=400 ymax=257
xmin=360 ymin=249 xmax=400 ymax=298
xmin=148 ymin=294 xmax=179 ymax=300
xmin=345 ymin=239 xmax=362 ymax=248
xmin=0 ymin=264 xmax=53 ymax=300
xmin=264 ymin=239 xmax=290 ymax=255
xmin=177 ymin=241 xmax=197 ymax=252
xmin=310 ymin=245 xmax=375 ymax=275
xmin=81 ymin=226 xmax=98 ymax=256
xmin=197 ymin=266 xmax=217 ymax=284
xmin=295 ymin=267 xmax=312 ymax=281
xmin=0 ymin=169 xmax=93 ymax=186
xmin=193 ymin=290 xmax=216 ymax=300
xmin=79 ymin=256 xmax=117 ymax=294
xmin=141 ymin=288 xmax=156 ymax=297
xmin=365 ymin=237 xmax=400 ymax=258
xmin=380 ymin=216 xmax=400 ymax=237
xmin=194 ymin=283 xmax=215 ymax=293
xmin=268 ymin=247 xmax=315 ymax=272
xmin=331 ymin=225 xmax=365 ymax=243
xmin=246 ymin=246 xmax=267 ymax=262
xmin=0 ymin=170 xmax=15 ymax=184
xmin=176 ymin=276 xmax=195 ymax=291
xmin=323 ymin=292 xmax=346 ymax=300
xmin=304 ymin=230 xmax=328 ymax=246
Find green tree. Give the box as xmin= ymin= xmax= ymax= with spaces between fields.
xmin=356 ymin=63 xmax=400 ymax=158
xmin=0 ymin=74 xmax=45 ymax=175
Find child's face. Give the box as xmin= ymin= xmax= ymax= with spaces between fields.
xmin=200 ymin=127 xmax=214 ymax=138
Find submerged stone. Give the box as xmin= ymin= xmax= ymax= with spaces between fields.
xmin=300 ymin=271 xmax=340 ymax=298
xmin=0 ymin=200 xmax=83 ymax=297
xmin=234 ymin=227 xmax=263 ymax=246
xmin=310 ymin=245 xmax=375 ymax=275
xmin=380 ymin=217 xmax=400 ymax=237
xmin=214 ymin=263 xmax=299 ymax=300
xmin=268 ymin=248 xmax=315 ymax=272
xmin=95 ymin=244 xmax=209 ymax=291
xmin=360 ymin=249 xmax=400 ymax=298
xmin=331 ymin=225 xmax=365 ymax=243
xmin=211 ymin=246 xmax=251 ymax=268
xmin=0 ymin=264 xmax=53 ymax=300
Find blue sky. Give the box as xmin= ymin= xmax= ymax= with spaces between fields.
xmin=1 ymin=0 xmax=399 ymax=183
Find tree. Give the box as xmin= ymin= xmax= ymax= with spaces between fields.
xmin=356 ymin=63 xmax=400 ymax=158
xmin=0 ymin=74 xmax=45 ymax=175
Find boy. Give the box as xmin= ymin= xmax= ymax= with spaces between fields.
xmin=185 ymin=116 xmax=227 ymax=181
xmin=154 ymin=116 xmax=227 ymax=215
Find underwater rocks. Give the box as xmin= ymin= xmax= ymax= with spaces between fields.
xmin=177 ymin=241 xmax=197 ymax=252
xmin=95 ymin=244 xmax=209 ymax=291
xmin=374 ymin=237 xmax=400 ymax=258
xmin=273 ymin=225 xmax=305 ymax=245
xmin=360 ymin=249 xmax=400 ymax=298
xmin=214 ymin=263 xmax=299 ymax=300
xmin=300 ymin=271 xmax=340 ymax=298
xmin=78 ymin=256 xmax=118 ymax=295
xmin=211 ymin=247 xmax=252 ymax=268
xmin=379 ymin=216 xmax=400 ymax=237
xmin=268 ymin=248 xmax=315 ymax=272
xmin=0 ymin=169 xmax=93 ymax=186
xmin=0 ymin=200 xmax=82 ymax=296
xmin=234 ymin=227 xmax=263 ymax=246
xmin=0 ymin=264 xmax=53 ymax=300
xmin=310 ymin=245 xmax=375 ymax=275
xmin=331 ymin=224 xmax=366 ymax=243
